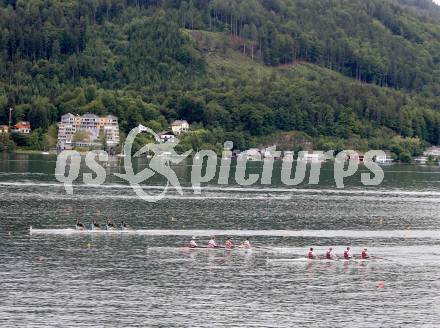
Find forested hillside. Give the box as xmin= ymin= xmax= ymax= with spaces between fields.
xmin=1 ymin=0 xmax=440 ymax=157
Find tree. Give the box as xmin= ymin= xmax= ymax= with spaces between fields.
xmin=28 ymin=97 xmax=54 ymax=130
xmin=7 ymin=140 xmax=16 ymax=153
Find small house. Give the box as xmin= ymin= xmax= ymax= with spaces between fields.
xmin=0 ymin=125 xmax=9 ymax=133
xmin=171 ymin=120 xmax=189 ymax=135
xmin=13 ymin=121 xmax=31 ymax=134
xmin=158 ymin=131 xmax=176 ymax=143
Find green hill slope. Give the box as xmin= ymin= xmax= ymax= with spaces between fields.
xmin=0 ymin=0 xmax=439 ymax=156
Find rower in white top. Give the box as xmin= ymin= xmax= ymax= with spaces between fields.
xmin=106 ymin=219 xmax=116 ymax=230
xmin=75 ymin=219 xmax=85 ymax=230
xmin=189 ymin=236 xmax=198 ymax=248
xmin=91 ymin=220 xmax=100 ymax=230
xmin=208 ymin=236 xmax=218 ymax=248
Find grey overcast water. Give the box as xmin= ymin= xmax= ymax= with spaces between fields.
xmin=1 ymin=153 xmax=440 ymax=327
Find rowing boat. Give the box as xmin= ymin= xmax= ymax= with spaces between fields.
xmin=29 ymin=227 xmax=134 ymax=234
xmin=28 ymin=228 xmax=440 ymax=238
xmin=267 ymin=258 xmax=376 ymax=264
xmin=186 ymin=247 xmax=252 ymax=252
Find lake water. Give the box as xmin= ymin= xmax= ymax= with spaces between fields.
xmin=1 ymin=153 xmax=440 ymax=327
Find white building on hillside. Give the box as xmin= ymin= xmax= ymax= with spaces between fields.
xmin=171 ymin=120 xmax=189 ymax=135
xmin=57 ymin=113 xmax=120 ymax=150
xmin=156 ymin=131 xmax=176 ymax=143
xmin=424 ymin=146 xmax=440 ymax=158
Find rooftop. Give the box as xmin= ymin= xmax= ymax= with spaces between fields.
xmin=172 ymin=120 xmax=188 ymax=126
xmin=82 ymin=113 xmax=100 ymax=119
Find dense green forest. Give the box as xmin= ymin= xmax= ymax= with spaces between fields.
xmin=0 ymin=0 xmax=440 ymax=159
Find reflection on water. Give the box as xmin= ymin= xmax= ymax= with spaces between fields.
xmin=0 ymin=154 xmax=440 ymax=327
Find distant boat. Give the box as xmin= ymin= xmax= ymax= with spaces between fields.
xmin=41 ymin=151 xmax=50 ymax=155
xmin=375 ymin=154 xmax=394 ymax=165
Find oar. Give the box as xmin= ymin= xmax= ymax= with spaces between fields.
xmin=254 ymin=246 xmax=275 ymax=251
xmin=187 ymin=246 xmax=226 ymax=249
xmin=371 ymin=256 xmax=394 ymax=262
xmin=351 ymin=256 xmax=392 ymax=262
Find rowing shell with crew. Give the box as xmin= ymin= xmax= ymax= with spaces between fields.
xmin=29 ymin=221 xmax=383 ymax=260
xmin=188 ymin=235 xmax=252 ymax=250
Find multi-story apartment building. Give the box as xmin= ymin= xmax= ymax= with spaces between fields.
xmin=57 ymin=113 xmax=120 ymax=150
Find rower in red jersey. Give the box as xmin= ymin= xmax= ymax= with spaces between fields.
xmin=307 ymin=247 xmax=316 ymax=259
xmin=208 ymin=236 xmax=218 ymax=248
xmin=240 ymin=237 xmax=251 ymax=249
xmin=361 ymin=248 xmax=369 ymax=259
xmin=224 ymin=237 xmax=235 ymax=250
xmin=189 ymin=236 xmax=198 ymax=248
xmin=343 ymin=247 xmax=352 ymax=259
xmin=325 ymin=247 xmax=336 ymax=260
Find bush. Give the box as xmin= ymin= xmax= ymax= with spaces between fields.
xmin=399 ymin=152 xmax=412 ymax=163
xmin=10 ymin=132 xmax=31 ymax=147
xmin=7 ymin=140 xmax=16 ymax=153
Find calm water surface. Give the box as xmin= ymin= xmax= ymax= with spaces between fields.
xmin=1 ymin=153 xmax=440 ymax=327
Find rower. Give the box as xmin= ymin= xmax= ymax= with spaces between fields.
xmin=343 ymin=247 xmax=352 ymax=259
xmin=106 ymin=219 xmax=116 ymax=230
xmin=240 ymin=237 xmax=251 ymax=249
xmin=120 ymin=221 xmax=129 ymax=230
xmin=75 ymin=219 xmax=85 ymax=230
xmin=208 ymin=236 xmax=218 ymax=248
xmin=325 ymin=247 xmax=336 ymax=260
xmin=307 ymin=247 xmax=316 ymax=259
xmin=224 ymin=237 xmax=235 ymax=250
xmin=189 ymin=236 xmax=198 ymax=248
xmin=91 ymin=220 xmax=100 ymax=230
xmin=361 ymin=248 xmax=370 ymax=259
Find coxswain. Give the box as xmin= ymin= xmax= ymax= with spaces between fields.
xmin=75 ymin=219 xmax=85 ymax=230
xmin=361 ymin=248 xmax=370 ymax=259
xmin=325 ymin=247 xmax=336 ymax=260
xmin=343 ymin=247 xmax=352 ymax=259
xmin=307 ymin=247 xmax=316 ymax=259
xmin=106 ymin=219 xmax=116 ymax=230
xmin=91 ymin=220 xmax=100 ymax=230
xmin=189 ymin=236 xmax=198 ymax=248
xmin=208 ymin=236 xmax=218 ymax=248
xmin=240 ymin=237 xmax=251 ymax=249
xmin=224 ymin=237 xmax=235 ymax=250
